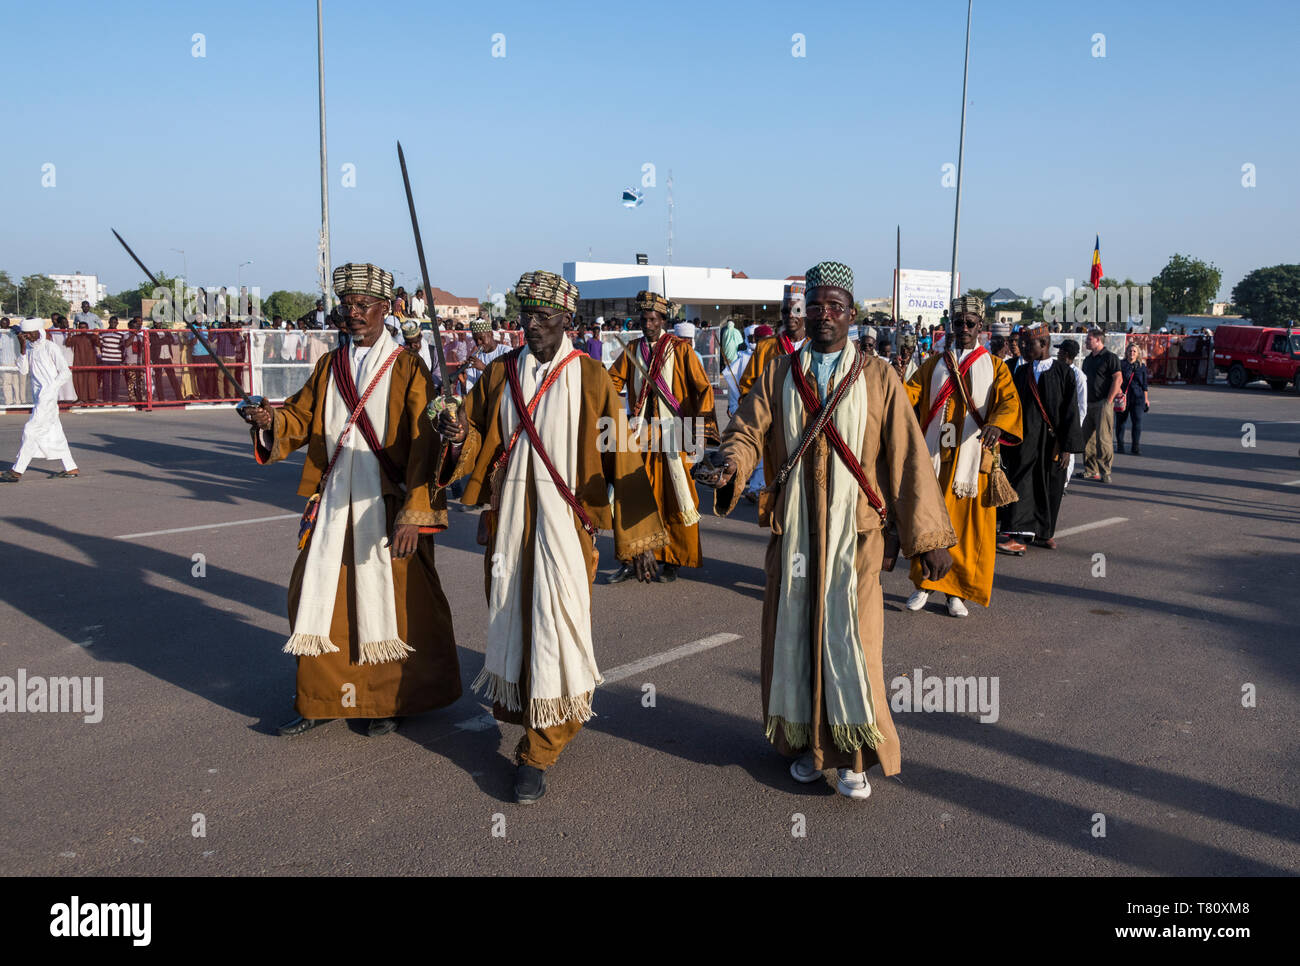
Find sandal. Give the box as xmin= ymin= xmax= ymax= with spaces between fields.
xmin=54 ymin=470 xmax=80 ymax=479
xmin=0 ymin=470 xmax=20 ymax=483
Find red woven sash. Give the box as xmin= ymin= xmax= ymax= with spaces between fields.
xmin=921 ymin=345 xmax=988 ymax=434
xmin=497 ymin=348 xmax=597 ymax=537
xmin=786 ymin=351 xmax=887 ymax=523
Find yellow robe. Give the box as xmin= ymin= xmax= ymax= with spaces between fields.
xmin=607 ymin=334 xmax=717 ymax=567
xmin=737 ymin=334 xmax=793 ymax=397
xmin=904 ymin=352 xmax=1022 ymax=607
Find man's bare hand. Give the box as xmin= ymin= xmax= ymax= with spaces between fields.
xmin=918 ymin=547 xmax=953 ymax=581
xmin=881 ymin=527 xmax=901 ymax=572
xmin=633 ymin=550 xmax=658 ymax=582
xmin=437 ymin=407 xmax=467 ymax=445
xmin=386 ymin=524 xmax=420 ymax=559
xmin=695 ymin=453 xmax=735 ymax=489
xmin=240 ymin=404 xmax=273 ymax=431
xmin=978 ymin=425 xmax=1002 ymax=450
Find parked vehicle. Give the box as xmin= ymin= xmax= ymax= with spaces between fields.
xmin=1212 ymin=324 xmax=1300 ymax=391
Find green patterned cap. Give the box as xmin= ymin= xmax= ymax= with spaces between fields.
xmin=805 ymin=261 xmax=854 ymax=297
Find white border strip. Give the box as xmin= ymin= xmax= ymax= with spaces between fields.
xmin=115 ymin=514 xmax=298 ymax=540
xmin=602 ymin=633 xmax=742 ymax=683
xmin=452 ymin=633 xmax=743 ymax=732
xmin=1054 ymin=517 xmax=1128 ymax=538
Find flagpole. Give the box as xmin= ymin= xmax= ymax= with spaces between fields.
xmin=948 ymin=0 xmax=973 ymax=339
xmin=317 ymin=0 xmax=332 ymax=310
xmin=894 ymin=224 xmax=900 ymax=327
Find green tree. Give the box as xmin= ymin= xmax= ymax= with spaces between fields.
xmin=97 ymin=292 xmax=132 ymax=317
xmin=261 ymin=290 xmax=318 ymax=323
xmin=1149 ymin=254 xmax=1221 ymax=316
xmin=19 ymin=275 xmax=70 ymax=319
xmin=0 ymin=271 xmax=17 ymax=316
xmin=966 ymin=287 xmax=992 ymax=303
xmin=106 ymin=272 xmax=180 ymax=317
xmin=1230 ymin=265 xmax=1300 ymax=326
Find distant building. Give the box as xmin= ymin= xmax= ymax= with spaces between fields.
xmin=563 ymin=260 xmax=792 ymax=325
xmin=428 ymin=287 xmax=479 ymax=323
xmin=994 ymin=309 xmax=1024 ymax=326
xmin=48 ymin=272 xmax=104 ymax=309
xmin=987 ymin=287 xmax=1027 ymax=306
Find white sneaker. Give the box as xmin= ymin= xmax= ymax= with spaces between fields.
xmin=946 ymin=596 xmax=969 ymax=618
xmin=789 ymin=753 xmax=823 ymax=784
xmin=905 ymin=589 xmax=930 ymax=611
xmin=836 ymin=768 xmax=872 ymax=800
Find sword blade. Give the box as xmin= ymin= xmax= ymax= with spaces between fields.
xmin=110 ymin=228 xmax=255 ymax=405
xmin=396 ymin=141 xmax=454 ymax=401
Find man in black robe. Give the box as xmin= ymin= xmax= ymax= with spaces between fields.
xmin=996 ymin=323 xmax=1085 ymax=552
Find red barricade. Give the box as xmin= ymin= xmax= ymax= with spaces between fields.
xmin=48 ymin=328 xmax=254 ymax=410
xmin=1124 ymin=333 xmax=1214 ymax=385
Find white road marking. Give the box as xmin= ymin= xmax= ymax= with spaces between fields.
xmin=450 ymin=633 xmax=743 ymax=731
xmin=1053 ymin=517 xmax=1128 ymax=538
xmin=602 ymin=632 xmax=742 ymax=683
xmin=115 ymin=514 xmax=298 ymax=540
xmin=1282 ymin=480 xmax=1300 ymax=487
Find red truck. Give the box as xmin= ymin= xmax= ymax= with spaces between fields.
xmin=1213 ymin=324 xmax=1300 ymax=391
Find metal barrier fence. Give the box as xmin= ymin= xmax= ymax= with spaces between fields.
xmin=1123 ymin=332 xmax=1214 ymax=384
xmin=0 ymin=327 xmax=537 ymax=411
xmin=0 ymin=325 xmax=1208 ymax=412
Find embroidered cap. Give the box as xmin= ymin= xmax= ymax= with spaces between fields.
xmin=951 ymin=294 xmax=985 ymax=317
xmin=333 ymin=262 xmax=394 ymax=302
xmin=635 ymin=290 xmax=672 ymax=317
xmin=516 ymin=270 xmax=579 ymax=313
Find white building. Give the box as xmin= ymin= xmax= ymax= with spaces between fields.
xmin=47 ymin=272 xmax=104 ymax=310
xmin=563 ymin=261 xmax=794 ymax=326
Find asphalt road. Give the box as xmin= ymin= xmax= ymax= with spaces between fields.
xmin=0 ymin=383 xmax=1297 ymax=876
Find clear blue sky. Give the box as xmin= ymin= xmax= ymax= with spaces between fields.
xmin=3 ymin=0 xmax=1297 ymax=303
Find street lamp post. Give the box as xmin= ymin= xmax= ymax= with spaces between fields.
xmin=170 ymin=248 xmax=187 ymax=284
xmin=237 ymin=260 xmax=253 ymax=321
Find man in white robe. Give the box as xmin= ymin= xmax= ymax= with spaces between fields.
xmin=2 ymin=320 xmax=80 ymax=482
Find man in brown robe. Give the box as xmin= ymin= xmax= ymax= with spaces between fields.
xmin=435 ymin=269 xmax=666 ymax=804
xmin=699 ymin=260 xmax=955 ymax=800
xmin=240 ymin=262 xmax=461 ymax=738
xmin=606 ymin=290 xmax=717 ymax=583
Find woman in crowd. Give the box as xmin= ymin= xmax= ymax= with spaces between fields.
xmin=1115 ymin=341 xmax=1150 ymax=456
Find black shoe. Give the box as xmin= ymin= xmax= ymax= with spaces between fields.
xmin=367 ymin=717 xmax=400 ymax=737
xmin=606 ymin=562 xmax=636 ymax=584
xmin=277 ymin=716 xmax=330 ymax=736
xmin=514 ymin=764 xmax=546 ymax=804
xmin=1131 ymin=447 xmax=1141 ymax=456
xmin=657 ymin=563 xmax=678 ymax=583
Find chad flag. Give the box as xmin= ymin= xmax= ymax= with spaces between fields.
xmin=1090 ymin=235 xmax=1103 ymax=289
